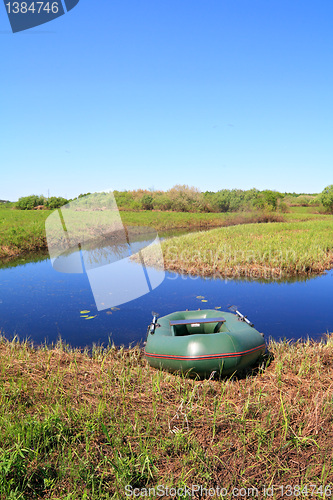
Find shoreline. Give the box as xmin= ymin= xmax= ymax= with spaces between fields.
xmin=162 ymin=259 xmax=333 ymax=279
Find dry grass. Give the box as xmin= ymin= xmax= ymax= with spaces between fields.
xmin=1 ymin=335 xmax=333 ymax=498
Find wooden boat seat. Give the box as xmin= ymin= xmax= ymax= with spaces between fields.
xmin=170 ymin=317 xmax=226 ymax=335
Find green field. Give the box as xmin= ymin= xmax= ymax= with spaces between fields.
xmin=157 ymin=218 xmax=333 ymax=278
xmin=284 ymin=211 xmax=328 ymax=222
xmin=0 ymin=208 xmax=49 ymax=259
xmin=1 ymin=335 xmax=333 ymax=498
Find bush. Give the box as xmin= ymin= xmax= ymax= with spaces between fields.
xmin=166 ymin=185 xmax=209 ymax=212
xmin=152 ymin=193 xmax=172 ymax=211
xmin=141 ymin=194 xmax=154 ymax=210
xmin=253 ymin=190 xmax=282 ymax=211
xmin=319 ymin=185 xmax=333 ymax=213
xmin=114 ymin=191 xmax=136 ymax=210
xmin=204 ymin=189 xmax=259 ymax=213
xmin=277 ymin=201 xmax=289 ymax=213
xmin=46 ymin=197 xmax=69 ymax=209
xmin=212 ymin=190 xmax=234 ymax=212
xmin=16 ymin=195 xmax=46 ymax=210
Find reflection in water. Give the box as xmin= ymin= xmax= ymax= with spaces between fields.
xmin=0 ymin=230 xmax=332 ymax=348
xmin=175 ymin=269 xmax=319 ymax=285
xmin=44 ymin=222 xmax=165 ymax=311
xmin=0 ymin=250 xmax=49 ymax=270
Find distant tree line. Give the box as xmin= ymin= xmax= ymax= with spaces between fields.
xmin=113 ymin=185 xmax=321 ymax=213
xmin=13 ymin=185 xmax=333 ymax=213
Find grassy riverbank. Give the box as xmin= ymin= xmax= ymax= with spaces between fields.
xmin=157 ymin=219 xmax=333 ymax=278
xmin=1 ymin=335 xmax=333 ymax=499
xmin=1 ymin=207 xmax=331 ymax=276
xmin=0 ymin=207 xmax=285 ymax=261
xmin=0 ymin=208 xmax=48 ymax=259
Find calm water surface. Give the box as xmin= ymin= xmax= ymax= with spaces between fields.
xmin=0 ymin=236 xmax=332 ymax=348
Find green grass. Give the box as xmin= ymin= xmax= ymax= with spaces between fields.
xmin=157 ymin=218 xmax=333 ymax=278
xmin=0 ymin=208 xmax=49 ymax=259
xmin=287 ymin=206 xmax=323 ymax=214
xmin=284 ymin=211 xmax=328 ymax=222
xmin=1 ymin=335 xmax=333 ymax=498
xmin=120 ymin=210 xmax=233 ymax=229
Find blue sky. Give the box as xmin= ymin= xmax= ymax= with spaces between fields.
xmin=1 ymin=0 xmax=332 ymax=201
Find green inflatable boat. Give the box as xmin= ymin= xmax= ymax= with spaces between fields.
xmin=144 ymin=309 xmax=265 ymax=378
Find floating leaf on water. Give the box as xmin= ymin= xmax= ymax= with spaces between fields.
xmin=80 ymin=310 xmax=90 ymax=314
xmin=201 ymin=300 xmax=208 ymax=302
xmin=85 ymin=316 xmax=97 ymax=320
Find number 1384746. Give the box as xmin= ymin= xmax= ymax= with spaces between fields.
xmin=5 ymin=2 xmax=60 ymax=14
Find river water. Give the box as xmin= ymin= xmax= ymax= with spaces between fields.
xmin=0 ymin=231 xmax=332 ymax=348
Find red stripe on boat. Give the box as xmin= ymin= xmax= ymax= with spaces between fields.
xmin=144 ymin=344 xmax=265 ymax=361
